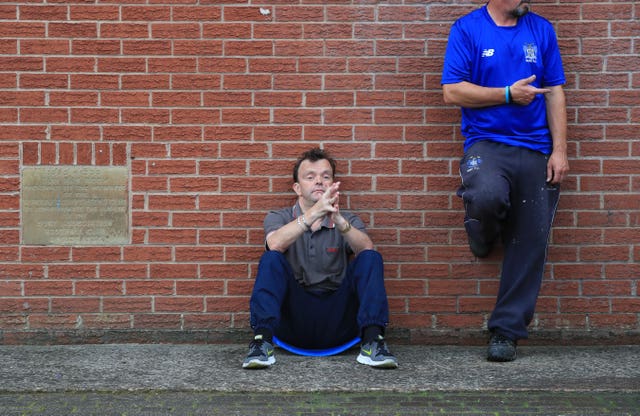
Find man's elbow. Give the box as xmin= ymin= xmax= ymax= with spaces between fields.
xmin=442 ymin=85 xmax=457 ymax=105
xmin=265 ymin=239 xmax=286 ymax=253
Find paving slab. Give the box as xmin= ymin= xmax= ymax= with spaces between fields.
xmin=0 ymin=344 xmax=638 ymax=393
xmin=0 ymin=391 xmax=638 ymax=416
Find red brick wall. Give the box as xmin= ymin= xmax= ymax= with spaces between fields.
xmin=0 ymin=1 xmax=638 ymax=344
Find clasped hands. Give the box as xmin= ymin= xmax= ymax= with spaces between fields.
xmin=312 ymin=182 xmax=349 ymax=230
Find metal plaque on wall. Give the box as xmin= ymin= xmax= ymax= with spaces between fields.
xmin=22 ymin=166 xmax=129 ymax=245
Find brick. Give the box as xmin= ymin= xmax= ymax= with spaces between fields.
xmin=221 ymin=108 xmax=270 ymax=124
xmin=28 ymin=314 xmax=78 ymax=329
xmin=200 ymin=264 xmax=249 ymax=280
xmin=123 ymin=247 xmax=172 ymax=262
xmin=0 ymin=281 xmax=21 ymax=297
xmin=121 ymin=5 xmax=170 ymax=21
xmin=104 ymin=297 xmax=152 ymax=313
xmin=132 ymin=314 xmax=182 ymax=329
xmin=226 ymin=280 xmax=253 ymax=296
xmin=123 ymin=109 xmax=170 ymax=124
xmin=0 ymin=20 xmax=45 ymax=37
xmin=71 ymin=74 xmax=120 ymax=90
xmin=81 ymin=314 xmax=131 ymax=329
xmin=589 ymin=314 xmax=638 ymax=329
xmin=22 ymin=142 xmax=40 ymax=165
xmin=148 ymin=229 xmax=197 ymax=245
xmin=151 ymin=23 xmax=200 ymax=39
xmin=560 ymin=298 xmax=610 ymax=313
xmin=0 ymin=298 xmax=48 ymax=313
xmin=200 ymin=57 xmax=246 ymax=73
xmin=100 ymin=264 xmax=148 ymax=280
xmin=173 ymin=6 xmax=221 ymax=21
xmin=205 ymin=296 xmax=249 ymax=313
xmin=176 ymin=280 xmax=224 ymax=296
xmin=583 ymin=280 xmax=632 ymax=296
xmin=150 ymin=264 xmax=198 ymax=279
xmin=458 ymin=297 xmax=495 ymax=313
xmin=436 ymin=314 xmax=484 ymax=329
xmin=172 ymin=74 xmax=221 ymax=90
xmin=390 ymin=313 xmax=432 ymax=329
xmin=149 ymin=159 xmax=196 ymax=175
xmin=204 ymin=23 xmax=250 ymax=42
xmin=70 ymin=5 xmax=119 ymax=21
xmin=0 ymin=264 xmax=44 ymax=279
xmin=0 ymin=160 xmax=20 ymax=174
xmin=101 ymin=22 xmax=149 ymax=38
xmin=0 ymin=108 xmax=17 ymax=122
xmin=72 ymin=105 xmax=118 ymax=125
xmin=75 ymin=281 xmax=124 ymax=296
xmin=48 ymin=265 xmax=98 ymax=279
xmin=24 ymin=281 xmax=73 ymax=296
xmin=51 ymin=297 xmax=101 ymax=313
xmin=155 ymin=296 xmax=204 ymax=313
xmin=21 ymin=247 xmax=71 ymax=263
xmin=183 ymin=314 xmax=232 ymax=329
xmin=148 ymin=194 xmax=197 ymax=210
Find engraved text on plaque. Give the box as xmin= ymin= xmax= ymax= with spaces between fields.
xmin=22 ymin=166 xmax=129 ymax=245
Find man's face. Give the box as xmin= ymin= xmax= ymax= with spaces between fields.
xmin=293 ymin=159 xmax=334 ymax=204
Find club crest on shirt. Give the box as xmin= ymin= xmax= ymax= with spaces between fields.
xmin=523 ymin=43 xmax=538 ymax=63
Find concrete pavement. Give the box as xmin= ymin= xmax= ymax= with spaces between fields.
xmin=0 ymin=343 xmax=638 ymax=415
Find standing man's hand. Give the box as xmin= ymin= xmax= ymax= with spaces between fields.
xmin=510 ymin=75 xmax=550 ymax=106
xmin=547 ymin=151 xmax=569 ymax=184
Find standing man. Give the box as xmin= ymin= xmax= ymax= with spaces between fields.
xmin=243 ymin=148 xmax=397 ymax=369
xmin=441 ymin=0 xmax=569 ymax=361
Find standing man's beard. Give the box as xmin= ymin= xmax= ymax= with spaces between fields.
xmin=510 ymin=0 xmax=531 ymax=18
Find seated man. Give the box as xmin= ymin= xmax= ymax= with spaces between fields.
xmin=243 ymin=148 xmax=397 ymax=369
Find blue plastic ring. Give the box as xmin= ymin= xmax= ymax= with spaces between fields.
xmin=272 ymin=335 xmax=361 ymax=357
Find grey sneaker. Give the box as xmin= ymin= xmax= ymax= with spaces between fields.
xmin=242 ymin=335 xmax=275 ymax=369
xmin=356 ymin=335 xmax=398 ymax=369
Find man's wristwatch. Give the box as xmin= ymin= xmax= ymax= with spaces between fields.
xmin=340 ymin=222 xmax=352 ymax=234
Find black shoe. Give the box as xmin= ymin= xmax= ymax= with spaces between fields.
xmin=468 ymin=235 xmax=492 ymax=258
xmin=487 ymin=333 xmax=517 ymax=362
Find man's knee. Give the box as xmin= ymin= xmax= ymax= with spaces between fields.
xmin=259 ymin=250 xmax=287 ymax=267
xmin=466 ymin=187 xmax=510 ymax=219
xmin=355 ymin=249 xmax=383 ymax=265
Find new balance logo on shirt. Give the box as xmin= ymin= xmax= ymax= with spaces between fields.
xmin=481 ymin=48 xmax=495 ymax=57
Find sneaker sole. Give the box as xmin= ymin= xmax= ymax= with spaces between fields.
xmin=242 ymin=356 xmax=275 ymax=369
xmin=487 ymin=353 xmax=516 ymax=362
xmin=356 ymin=354 xmax=398 ymax=369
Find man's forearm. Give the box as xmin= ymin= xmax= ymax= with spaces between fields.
xmin=265 ymin=218 xmax=307 ymax=252
xmin=443 ymin=81 xmax=507 ymax=108
xmin=546 ymin=85 xmax=568 ymax=153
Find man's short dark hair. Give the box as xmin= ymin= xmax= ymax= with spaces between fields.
xmin=293 ymin=147 xmax=337 ymax=183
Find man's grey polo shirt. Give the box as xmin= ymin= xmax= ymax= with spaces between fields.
xmin=264 ymin=203 xmax=367 ymax=292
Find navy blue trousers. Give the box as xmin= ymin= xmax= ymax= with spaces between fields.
xmin=249 ymin=249 xmax=389 ymax=349
xmin=458 ymin=141 xmax=560 ymax=341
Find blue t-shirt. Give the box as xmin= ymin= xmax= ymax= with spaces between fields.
xmin=441 ymin=6 xmax=565 ymax=154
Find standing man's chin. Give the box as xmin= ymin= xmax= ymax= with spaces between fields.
xmin=510 ymin=1 xmax=531 ymax=18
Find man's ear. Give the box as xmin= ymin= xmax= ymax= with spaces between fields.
xmin=292 ymin=182 xmax=301 ymax=196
